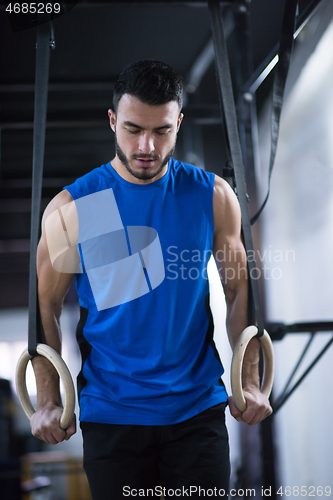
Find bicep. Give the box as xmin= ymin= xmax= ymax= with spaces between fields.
xmin=212 ymin=177 xmax=247 ymax=287
xmin=37 ymin=191 xmax=76 ymax=315
xmin=37 ymin=234 xmax=74 ymax=316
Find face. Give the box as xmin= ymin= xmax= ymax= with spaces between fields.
xmin=108 ymin=94 xmax=183 ymax=183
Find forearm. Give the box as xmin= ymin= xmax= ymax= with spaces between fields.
xmin=225 ymin=280 xmax=261 ymax=390
xmin=225 ymin=282 xmax=248 ymax=350
xmin=34 ymin=221 xmax=73 ymax=409
xmin=30 ymin=308 xmax=76 ymax=441
xmin=32 ymin=303 xmax=63 ymax=409
xmin=29 ymin=190 xmax=77 ymax=441
xmin=241 ymin=338 xmax=260 ymax=390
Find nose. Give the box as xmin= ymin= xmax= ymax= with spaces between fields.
xmin=138 ymin=132 xmax=155 ymax=155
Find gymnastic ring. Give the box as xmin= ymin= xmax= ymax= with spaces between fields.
xmin=16 ymin=344 xmax=75 ymax=430
xmin=230 ymin=326 xmax=274 ymax=413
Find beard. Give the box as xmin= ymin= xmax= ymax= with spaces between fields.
xmin=115 ymin=135 xmax=175 ymax=181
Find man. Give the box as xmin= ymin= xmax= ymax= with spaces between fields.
xmin=31 ymin=60 xmax=272 ymax=499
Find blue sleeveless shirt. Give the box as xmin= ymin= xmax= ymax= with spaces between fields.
xmin=64 ymin=158 xmax=228 ymax=425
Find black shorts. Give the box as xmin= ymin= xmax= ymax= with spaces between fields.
xmin=80 ymin=403 xmax=230 ymax=500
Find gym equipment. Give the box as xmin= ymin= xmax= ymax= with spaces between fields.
xmin=16 ymin=344 xmax=75 ymax=430
xmin=230 ymin=327 xmax=274 ymax=413
xmin=208 ymin=0 xmax=277 ymax=411
xmin=15 ymin=19 xmax=75 ymax=430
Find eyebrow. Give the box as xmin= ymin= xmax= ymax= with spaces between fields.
xmin=123 ymin=121 xmax=173 ymax=130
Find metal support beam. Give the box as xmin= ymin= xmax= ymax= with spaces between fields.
xmin=232 ymin=4 xmax=278 ymax=496
xmin=268 ymin=322 xmax=333 ymax=414
xmin=267 ymin=321 xmax=333 ymax=340
xmin=0 ymin=0 xmax=246 ymax=8
xmin=0 ymin=104 xmax=223 ymax=130
xmin=244 ymin=0 xmax=328 ymax=94
xmin=186 ymin=9 xmax=235 ymax=93
xmin=72 ymin=0 xmax=246 ymax=6
xmin=0 ymin=82 xmax=115 ymax=93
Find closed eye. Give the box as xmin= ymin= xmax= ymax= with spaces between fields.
xmin=124 ymin=123 xmax=171 ymax=135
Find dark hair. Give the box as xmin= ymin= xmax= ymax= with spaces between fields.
xmin=113 ymin=60 xmax=183 ymax=113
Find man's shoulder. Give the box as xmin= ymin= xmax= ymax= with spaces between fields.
xmin=171 ymin=158 xmax=215 ymax=185
xmin=213 ymin=174 xmax=238 ymax=201
xmin=64 ymin=163 xmax=111 ymax=200
xmin=43 ymin=190 xmax=74 ymax=219
xmin=213 ymin=175 xmax=241 ymax=232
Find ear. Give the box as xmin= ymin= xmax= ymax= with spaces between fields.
xmin=108 ymin=109 xmax=116 ymax=132
xmin=177 ymin=113 xmax=184 ymax=132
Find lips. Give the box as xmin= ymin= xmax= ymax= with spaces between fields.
xmin=135 ymin=158 xmax=157 ymax=168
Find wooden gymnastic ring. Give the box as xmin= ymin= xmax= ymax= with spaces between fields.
xmin=16 ymin=344 xmax=75 ymax=430
xmin=230 ymin=326 xmax=274 ymax=413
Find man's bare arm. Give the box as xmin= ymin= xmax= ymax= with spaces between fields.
xmin=213 ymin=175 xmax=272 ymax=425
xmin=31 ymin=189 xmax=77 ymax=444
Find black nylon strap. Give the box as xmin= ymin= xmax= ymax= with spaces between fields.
xmin=208 ymin=0 xmax=265 ymax=336
xmin=251 ymin=0 xmax=299 ymax=225
xmin=28 ymin=22 xmax=52 ymax=357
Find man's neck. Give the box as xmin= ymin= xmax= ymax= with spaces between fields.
xmin=110 ymin=156 xmax=169 ymax=185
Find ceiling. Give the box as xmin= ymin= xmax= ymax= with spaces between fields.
xmin=0 ymin=0 xmax=331 ymax=308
